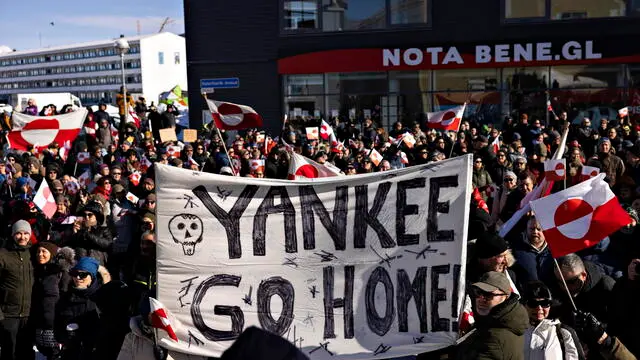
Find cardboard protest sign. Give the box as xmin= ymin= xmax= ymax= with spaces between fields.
xmin=155 ymin=155 xmax=472 ymax=359
xmin=183 ymin=129 xmax=198 ymax=143
xmin=160 ymin=128 xmax=178 ymax=143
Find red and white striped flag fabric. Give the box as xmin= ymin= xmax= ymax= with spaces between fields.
xmin=7 ymin=108 xmax=87 ymax=152
xmin=205 ymin=99 xmax=263 ymax=130
xmin=530 ymin=174 xmax=632 ymax=258
xmin=426 ymin=104 xmax=466 ymax=131
xmin=581 ymin=165 xmax=600 ymax=181
xmin=287 ymin=152 xmax=341 ymax=180
xmin=544 ymin=159 xmax=566 ymax=182
xmin=619 ymin=107 xmax=629 ymax=117
xmin=149 ymin=297 xmax=178 ymax=342
xmin=33 ymin=180 xmax=57 ymax=218
xmin=320 ymin=119 xmax=334 ymax=140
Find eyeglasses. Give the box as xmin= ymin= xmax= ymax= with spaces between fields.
xmin=83 ymin=212 xmax=95 ymax=218
xmin=471 ymin=287 xmax=507 ymax=300
xmin=474 ymin=160 xmax=482 ymax=164
xmin=147 ymin=201 xmax=156 ymax=204
xmin=561 ymin=274 xmax=582 ymax=285
xmin=526 ymin=299 xmax=551 ymax=308
xmin=70 ymin=271 xmax=91 ymax=280
xmin=112 ymin=172 xmax=122 ymax=175
xmin=197 ymin=147 xmax=204 ymax=150
xmin=504 ymin=178 xmax=515 ymax=183
xmin=420 ymin=151 xmax=428 ymax=154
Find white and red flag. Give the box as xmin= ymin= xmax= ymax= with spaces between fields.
xmin=320 ymin=119 xmax=334 ymax=140
xmin=64 ymin=178 xmax=80 ymax=196
xmin=149 ymin=297 xmax=179 ymax=342
xmin=581 ymin=165 xmax=600 ymax=181
xmin=544 ymin=159 xmax=566 ymax=182
xmin=399 ymin=132 xmax=416 ymax=149
xmin=369 ymin=149 xmax=383 ymax=166
xmin=7 ymin=108 xmax=87 ymax=152
xmin=140 ymin=155 xmax=153 ymax=173
xmin=619 ymin=106 xmax=629 ymax=118
xmin=33 ymin=180 xmax=57 ymax=218
xmin=426 ymin=104 xmax=466 ymax=131
xmin=166 ymin=146 xmax=181 ymax=158
xmin=59 ymin=140 xmax=72 ymax=162
xmin=77 ymin=151 xmax=91 ymax=165
xmin=126 ymin=192 xmax=140 ymax=205
xmin=490 ymin=136 xmax=500 ymax=154
xmin=129 ymin=171 xmax=141 ymax=186
xmin=205 ymin=99 xmax=263 ymax=130
xmin=530 ymin=174 xmax=632 ymax=258
xmin=287 ymin=152 xmax=341 ymax=180
xmin=400 ymin=151 xmax=409 ymax=164
xmin=78 ymin=170 xmax=92 ymax=188
xmin=305 ymin=127 xmax=319 ymax=140
xmin=249 ymin=159 xmax=265 ymax=173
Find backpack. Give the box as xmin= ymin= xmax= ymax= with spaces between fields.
xmin=555 ymin=323 xmax=586 ymax=360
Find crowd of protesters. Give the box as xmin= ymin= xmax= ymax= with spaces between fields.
xmin=0 ymin=94 xmax=638 ymax=360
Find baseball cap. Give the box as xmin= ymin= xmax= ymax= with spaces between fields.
xmin=472 ymin=271 xmax=512 ymax=295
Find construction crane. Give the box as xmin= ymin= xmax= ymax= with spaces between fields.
xmin=158 ymin=17 xmax=176 ymax=33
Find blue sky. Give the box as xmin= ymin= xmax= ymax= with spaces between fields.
xmin=0 ymin=0 xmax=185 ymax=51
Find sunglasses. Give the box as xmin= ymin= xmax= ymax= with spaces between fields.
xmin=83 ymin=212 xmax=95 ymax=218
xmin=527 ymin=299 xmax=551 ymax=308
xmin=70 ymin=271 xmax=91 ymax=280
xmin=147 ymin=201 xmax=156 ymax=204
xmin=471 ymin=287 xmax=507 ymax=300
xmin=112 ymin=172 xmax=122 ymax=175
xmin=562 ymin=274 xmax=582 ymax=285
xmin=504 ymin=178 xmax=515 ymax=183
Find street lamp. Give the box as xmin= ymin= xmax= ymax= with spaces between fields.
xmin=115 ymin=37 xmax=130 ymax=143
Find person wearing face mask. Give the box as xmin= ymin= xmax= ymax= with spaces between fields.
xmin=0 ymin=220 xmax=35 ymax=360
xmin=456 ymin=271 xmax=529 ymax=360
xmin=522 ymin=281 xmax=583 ymax=360
xmin=553 ymin=254 xmax=615 ymax=330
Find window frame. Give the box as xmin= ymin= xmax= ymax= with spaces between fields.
xmin=502 ymin=0 xmax=633 ymax=23
xmin=280 ymin=0 xmax=431 ymax=35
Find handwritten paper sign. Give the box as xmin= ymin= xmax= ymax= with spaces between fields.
xmin=155 ymin=155 xmax=472 ymax=359
xmin=160 ymin=128 xmax=178 ymax=143
xmin=183 ymin=129 xmax=198 ymax=143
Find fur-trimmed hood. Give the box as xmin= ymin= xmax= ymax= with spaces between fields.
xmin=56 ymin=246 xmax=76 ymax=272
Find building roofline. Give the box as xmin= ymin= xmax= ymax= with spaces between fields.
xmin=0 ymin=32 xmax=181 ymax=58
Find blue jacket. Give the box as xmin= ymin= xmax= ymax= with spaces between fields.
xmin=512 ymin=233 xmax=555 ymax=289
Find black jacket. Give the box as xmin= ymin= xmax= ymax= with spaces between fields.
xmin=31 ymin=262 xmax=62 ymax=329
xmin=64 ymin=226 xmax=112 ymax=266
xmin=554 ymin=261 xmax=615 ymax=326
xmin=55 ymin=281 xmax=100 ymax=359
xmin=0 ymin=242 xmax=34 ymax=318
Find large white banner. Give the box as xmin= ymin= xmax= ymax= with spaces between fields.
xmin=155 ymin=155 xmax=472 ymax=359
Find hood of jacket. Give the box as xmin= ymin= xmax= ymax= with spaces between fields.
xmin=475 ymin=294 xmax=530 ymax=336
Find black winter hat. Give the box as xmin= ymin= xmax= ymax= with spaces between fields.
xmin=475 ymin=232 xmax=508 ymax=259
xmin=82 ymin=201 xmax=104 ymax=225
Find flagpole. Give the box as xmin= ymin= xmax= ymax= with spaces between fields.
xmin=73 ymin=162 xmax=78 ymax=177
xmin=553 ymin=258 xmax=577 ymax=311
xmin=201 ymin=92 xmax=236 ymax=176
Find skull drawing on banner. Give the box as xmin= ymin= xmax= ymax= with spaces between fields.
xmin=168 ymin=214 xmax=204 ymax=256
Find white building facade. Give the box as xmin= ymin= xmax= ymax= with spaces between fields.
xmin=0 ymin=32 xmax=187 ymax=106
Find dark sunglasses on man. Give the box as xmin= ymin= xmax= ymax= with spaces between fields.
xmin=70 ymin=271 xmax=91 ymax=280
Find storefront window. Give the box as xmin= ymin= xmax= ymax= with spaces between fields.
xmin=390 ymin=0 xmax=428 ymax=24
xmin=550 ymin=0 xmax=626 ymax=19
xmin=284 ymin=74 xmax=324 ymax=95
xmin=327 ymin=72 xmax=388 ymax=94
xmin=284 ymin=0 xmax=427 ymax=32
xmin=284 ymin=1 xmax=318 ymax=30
xmin=504 ymin=0 xmax=546 ymax=18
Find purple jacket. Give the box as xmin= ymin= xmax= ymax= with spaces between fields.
xmin=23 ymin=105 xmax=38 ymax=116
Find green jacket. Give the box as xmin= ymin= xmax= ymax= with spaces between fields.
xmin=456 ymin=295 xmax=529 ymax=360
xmin=0 ymin=242 xmax=34 ymax=319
